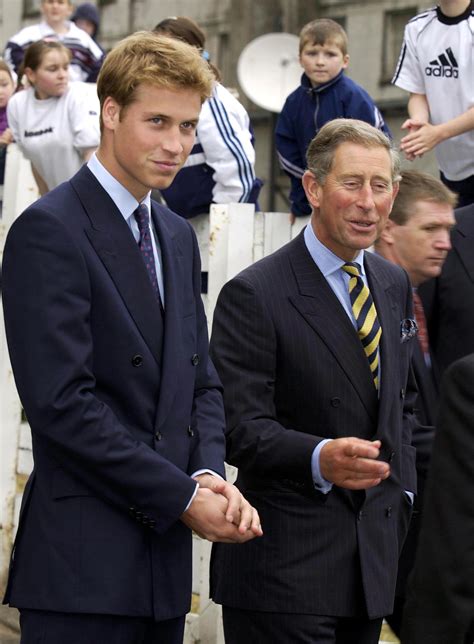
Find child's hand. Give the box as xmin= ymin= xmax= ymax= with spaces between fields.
xmin=0 ymin=128 xmax=13 ymax=147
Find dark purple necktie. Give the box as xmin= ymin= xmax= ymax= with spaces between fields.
xmin=133 ymin=203 xmax=162 ymax=304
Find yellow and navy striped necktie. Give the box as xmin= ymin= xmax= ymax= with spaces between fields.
xmin=341 ymin=262 xmax=382 ymax=389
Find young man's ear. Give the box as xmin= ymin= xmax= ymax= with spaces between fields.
xmin=102 ymin=96 xmax=120 ymax=131
xmin=342 ymin=54 xmax=350 ymax=70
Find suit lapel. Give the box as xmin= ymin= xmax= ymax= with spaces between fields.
xmin=364 ymin=252 xmax=400 ymax=428
xmin=70 ymin=167 xmax=164 ymax=366
xmin=452 ymin=221 xmax=474 ymax=284
xmin=288 ymin=234 xmax=378 ymax=421
xmin=150 ymin=202 xmax=184 ymax=427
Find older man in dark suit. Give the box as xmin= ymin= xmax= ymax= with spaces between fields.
xmin=402 ymin=353 xmax=474 ymax=644
xmin=209 ymin=119 xmax=418 ymax=644
xmin=374 ymin=169 xmax=456 ymax=635
xmin=1 ymin=32 xmax=261 ymax=644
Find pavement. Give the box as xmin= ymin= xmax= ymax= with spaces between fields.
xmin=0 ymin=605 xmax=19 ymax=644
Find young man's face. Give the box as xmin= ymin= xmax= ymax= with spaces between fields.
xmin=389 ymin=200 xmax=455 ymax=286
xmin=304 ymin=142 xmax=398 ymax=261
xmin=100 ymin=83 xmax=201 ymax=201
xmin=300 ymin=40 xmax=349 ymax=87
xmin=41 ymin=0 xmax=72 ymax=28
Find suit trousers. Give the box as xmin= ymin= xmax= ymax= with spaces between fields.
xmin=222 ymin=606 xmax=382 ymax=644
xmin=19 ymin=609 xmax=186 ymax=644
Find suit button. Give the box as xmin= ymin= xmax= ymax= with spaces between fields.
xmin=155 ymin=431 xmax=162 ymax=441
xmin=330 ymin=397 xmax=341 ymax=408
xmin=388 ymin=451 xmax=396 ymax=463
xmin=135 ymin=511 xmax=143 ymax=520
xmin=132 ymin=354 xmax=143 ymax=367
xmin=148 ymin=519 xmax=156 ymax=529
xmin=386 ymin=506 xmax=392 ymax=518
xmin=141 ymin=516 xmax=149 ymax=526
xmin=129 ymin=506 xmax=136 ymax=516
xmin=357 ymin=510 xmax=364 ymax=521
xmin=187 ymin=425 xmax=194 ymax=437
xmin=400 ymin=388 xmax=405 ymax=399
xmin=191 ymin=353 xmax=199 ymax=366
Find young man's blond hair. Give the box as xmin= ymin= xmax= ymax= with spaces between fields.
xmin=97 ymin=31 xmax=214 ymax=130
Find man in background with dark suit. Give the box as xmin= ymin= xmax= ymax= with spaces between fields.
xmin=210 ymin=119 xmax=418 ymax=644
xmin=374 ymin=169 xmax=456 ymax=636
xmin=402 ymin=353 xmax=474 ymax=644
xmin=1 ymin=32 xmax=261 ymax=644
xmin=420 ymin=202 xmax=474 ymax=376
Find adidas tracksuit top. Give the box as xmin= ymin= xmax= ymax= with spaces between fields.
xmin=275 ymin=71 xmax=391 ymax=217
xmin=392 ymin=2 xmax=474 ymax=181
xmin=160 ymin=82 xmax=260 ymax=219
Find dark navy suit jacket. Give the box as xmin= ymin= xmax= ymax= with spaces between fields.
xmin=1 ymin=166 xmax=226 ymax=620
xmin=420 ymin=204 xmax=474 ymax=376
xmin=209 ymin=232 xmax=418 ymax=620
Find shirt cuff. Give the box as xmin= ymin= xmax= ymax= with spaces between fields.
xmin=311 ymin=439 xmax=333 ymax=494
xmin=183 ymin=469 xmax=225 ymax=512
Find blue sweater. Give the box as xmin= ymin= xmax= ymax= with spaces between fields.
xmin=275 ymin=71 xmax=391 ymax=216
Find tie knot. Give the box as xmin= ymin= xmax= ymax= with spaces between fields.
xmin=342 ymin=262 xmax=361 ymax=278
xmin=134 ymin=203 xmax=150 ymax=235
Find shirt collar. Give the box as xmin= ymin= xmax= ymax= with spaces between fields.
xmin=304 ymin=222 xmax=366 ymax=277
xmin=87 ymin=153 xmax=151 ymax=223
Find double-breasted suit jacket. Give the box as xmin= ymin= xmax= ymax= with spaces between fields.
xmin=2 ymin=166 xmax=226 ymax=620
xmin=210 ymin=232 xmax=417 ymax=619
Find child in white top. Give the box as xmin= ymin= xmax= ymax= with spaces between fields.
xmin=7 ymin=40 xmax=100 ymax=195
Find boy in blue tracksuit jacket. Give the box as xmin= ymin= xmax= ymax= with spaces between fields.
xmin=276 ymin=19 xmax=391 ymax=219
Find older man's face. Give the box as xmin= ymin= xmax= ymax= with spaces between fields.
xmin=303 ymin=142 xmax=398 ymax=261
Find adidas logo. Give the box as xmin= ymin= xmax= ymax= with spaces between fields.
xmin=425 ymin=47 xmax=459 ymax=78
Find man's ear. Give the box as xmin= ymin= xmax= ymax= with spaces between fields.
xmin=380 ymin=218 xmax=396 ymax=244
xmin=302 ymin=170 xmax=322 ymax=209
xmin=102 ymin=96 xmax=120 ymax=131
xmin=389 ymin=180 xmax=400 ymax=211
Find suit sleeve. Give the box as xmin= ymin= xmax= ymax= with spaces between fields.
xmin=2 ymin=208 xmax=206 ymax=534
xmin=402 ymin=357 xmax=474 ymax=643
xmin=210 ymin=275 xmax=320 ymax=483
xmin=186 ymin=222 xmax=227 ymax=476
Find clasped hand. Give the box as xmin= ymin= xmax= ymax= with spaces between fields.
xmin=181 ymin=473 xmax=263 ymax=543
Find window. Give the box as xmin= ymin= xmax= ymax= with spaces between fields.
xmin=381 ymin=8 xmax=417 ymax=84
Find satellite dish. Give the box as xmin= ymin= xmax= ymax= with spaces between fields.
xmin=237 ymin=33 xmax=301 ymax=113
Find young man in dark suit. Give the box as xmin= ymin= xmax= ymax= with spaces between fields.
xmin=210 ymin=119 xmax=418 ymax=643
xmin=374 ymin=169 xmax=456 ymax=635
xmin=402 ymin=353 xmax=474 ymax=644
xmin=1 ymin=32 xmax=261 ymax=644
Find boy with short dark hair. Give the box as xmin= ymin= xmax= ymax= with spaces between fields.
xmin=3 ymin=0 xmax=104 ymax=82
xmin=276 ymin=18 xmax=390 ymax=220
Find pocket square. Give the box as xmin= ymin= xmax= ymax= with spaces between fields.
xmin=400 ymin=318 xmax=418 ymax=343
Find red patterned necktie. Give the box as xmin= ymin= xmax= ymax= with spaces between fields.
xmin=134 ymin=203 xmax=162 ymax=304
xmin=412 ymin=290 xmax=429 ymax=356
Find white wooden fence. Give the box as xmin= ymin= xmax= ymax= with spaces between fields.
xmin=0 ymin=143 xmax=308 ymax=642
